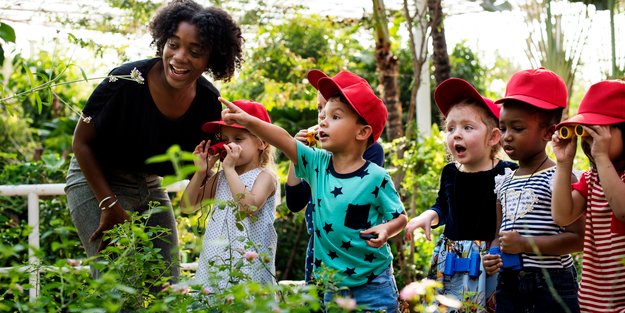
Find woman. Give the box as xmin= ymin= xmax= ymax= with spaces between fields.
xmin=65 ymin=0 xmax=243 ymax=282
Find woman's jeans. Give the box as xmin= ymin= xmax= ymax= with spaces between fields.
xmin=323 ymin=266 xmax=400 ymax=313
xmin=496 ymin=266 xmax=579 ymax=313
xmin=65 ymin=156 xmax=180 ymax=281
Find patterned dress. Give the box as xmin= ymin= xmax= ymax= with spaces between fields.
xmin=194 ymin=168 xmax=277 ymax=290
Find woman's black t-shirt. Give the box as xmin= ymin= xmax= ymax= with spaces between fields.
xmin=430 ymin=160 xmax=518 ymax=241
xmin=82 ymin=58 xmax=221 ymax=176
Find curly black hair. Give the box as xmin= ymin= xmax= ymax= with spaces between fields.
xmin=149 ymin=0 xmax=244 ymax=82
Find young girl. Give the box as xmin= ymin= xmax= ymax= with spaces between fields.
xmin=483 ymin=68 xmax=583 ymax=313
xmin=551 ymin=80 xmax=625 ymax=313
xmin=181 ymin=100 xmax=278 ymax=290
xmin=405 ymin=78 xmax=516 ymax=312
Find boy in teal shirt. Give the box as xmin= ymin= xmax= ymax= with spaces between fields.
xmin=219 ymin=70 xmax=406 ymax=312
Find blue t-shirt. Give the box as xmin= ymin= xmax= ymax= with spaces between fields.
xmin=294 ymin=141 xmax=405 ymax=287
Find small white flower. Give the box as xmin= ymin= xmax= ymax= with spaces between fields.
xmin=130 ymin=67 xmax=144 ymax=84
xmin=81 ymin=114 xmax=92 ymax=124
xmin=334 ymin=296 xmax=357 ymax=311
xmin=66 ymin=259 xmax=81 ymax=267
xmin=108 ymin=76 xmax=118 ymax=82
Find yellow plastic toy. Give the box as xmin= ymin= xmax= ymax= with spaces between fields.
xmin=559 ymin=124 xmax=588 ymax=139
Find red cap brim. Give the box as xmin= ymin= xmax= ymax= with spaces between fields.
xmin=495 ymin=95 xmax=562 ymax=110
xmin=558 ymin=112 xmax=625 ymax=127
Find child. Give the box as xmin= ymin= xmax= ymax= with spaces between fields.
xmin=220 ymin=70 xmax=407 ymax=312
xmin=285 ymin=70 xmax=385 ymax=284
xmin=483 ymin=68 xmax=583 ymax=313
xmin=551 ymin=80 xmax=625 ymax=313
xmin=405 ymin=78 xmax=517 ymax=312
xmin=181 ymin=100 xmax=278 ymax=290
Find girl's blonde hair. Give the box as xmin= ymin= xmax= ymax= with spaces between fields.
xmin=444 ymin=99 xmax=502 ymax=161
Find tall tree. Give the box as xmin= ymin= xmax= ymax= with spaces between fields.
xmin=372 ymin=0 xmax=404 ymax=140
xmin=428 ymin=0 xmax=450 ymax=86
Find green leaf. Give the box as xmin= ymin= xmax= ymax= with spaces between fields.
xmin=0 ymin=22 xmax=16 ymax=43
xmin=145 ymin=154 xmax=170 ymax=164
xmin=161 ymin=176 xmax=177 ymax=187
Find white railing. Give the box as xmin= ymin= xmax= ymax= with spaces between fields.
xmin=0 ymin=181 xmax=191 ymax=302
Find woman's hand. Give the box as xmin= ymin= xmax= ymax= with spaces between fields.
xmin=90 ymin=203 xmax=130 ymax=252
xmin=222 ymin=142 xmax=241 ymax=170
xmin=482 ymin=253 xmax=502 ymax=276
xmin=193 ymin=140 xmax=218 ymax=173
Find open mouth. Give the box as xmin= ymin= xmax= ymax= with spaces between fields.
xmin=318 ymin=131 xmax=329 ymax=140
xmin=503 ymin=145 xmax=514 ymax=154
xmin=170 ymin=64 xmax=190 ymax=76
xmin=454 ymin=144 xmax=466 ymax=154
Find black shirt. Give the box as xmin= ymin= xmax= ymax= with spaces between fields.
xmin=82 ymin=58 xmax=221 ymax=176
xmin=430 ymin=160 xmax=518 ymax=241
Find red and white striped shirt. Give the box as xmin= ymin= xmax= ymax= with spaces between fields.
xmin=573 ymin=170 xmax=625 ymax=313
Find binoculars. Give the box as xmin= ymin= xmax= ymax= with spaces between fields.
xmin=489 ymin=246 xmax=522 ymax=271
xmin=558 ymin=124 xmax=588 ymax=139
xmin=444 ymin=251 xmax=481 ymax=278
xmin=207 ymin=141 xmax=227 ymax=160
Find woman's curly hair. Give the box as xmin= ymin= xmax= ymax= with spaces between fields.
xmin=149 ymin=0 xmax=244 ymax=82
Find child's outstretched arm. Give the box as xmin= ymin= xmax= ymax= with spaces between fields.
xmin=404 ymin=210 xmax=439 ymax=241
xmin=181 ymin=140 xmax=220 ymax=214
xmin=585 ymin=125 xmax=625 ymax=221
xmin=551 ymin=132 xmax=586 ymax=226
xmin=361 ymin=214 xmax=408 ymax=248
xmin=220 ymin=97 xmax=298 ymax=163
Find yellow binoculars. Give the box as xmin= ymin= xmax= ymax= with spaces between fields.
xmin=558 ymin=124 xmax=588 ymax=139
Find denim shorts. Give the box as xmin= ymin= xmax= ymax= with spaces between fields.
xmin=65 ymin=156 xmax=180 ymax=281
xmin=323 ymin=266 xmax=400 ymax=313
xmin=496 ymin=266 xmax=579 ymax=313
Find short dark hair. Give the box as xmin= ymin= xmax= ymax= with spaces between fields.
xmin=149 ymin=0 xmax=244 ymax=82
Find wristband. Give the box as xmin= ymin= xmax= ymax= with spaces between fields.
xmin=101 ymin=199 xmax=118 ymax=211
xmin=98 ymin=196 xmax=114 ymax=208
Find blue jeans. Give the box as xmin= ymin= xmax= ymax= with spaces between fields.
xmin=323 ymin=266 xmax=399 ymax=313
xmin=496 ymin=266 xmax=579 ymax=313
xmin=65 ymin=156 xmax=180 ymax=281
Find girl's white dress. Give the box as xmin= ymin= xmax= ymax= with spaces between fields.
xmin=194 ymin=168 xmax=277 ymax=290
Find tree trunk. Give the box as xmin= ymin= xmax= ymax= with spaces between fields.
xmin=428 ymin=0 xmax=450 ymax=86
xmin=372 ymin=0 xmax=404 ymax=140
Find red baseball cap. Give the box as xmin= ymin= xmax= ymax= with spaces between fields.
xmin=434 ymin=78 xmax=499 ymax=119
xmin=201 ymin=99 xmax=271 ymax=133
xmin=559 ymin=80 xmax=625 ymax=126
xmin=495 ymin=67 xmax=567 ymax=109
xmin=307 ymin=70 xmax=388 ymax=142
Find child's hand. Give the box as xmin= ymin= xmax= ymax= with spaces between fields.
xmin=361 ymin=225 xmax=389 ymax=248
xmin=583 ymin=125 xmax=612 ymax=160
xmin=293 ymin=129 xmax=309 ymax=145
xmin=482 ymin=253 xmax=502 ymax=276
xmin=551 ymin=131 xmax=577 ymax=165
xmin=405 ymin=215 xmax=432 ymax=241
xmin=220 ymin=97 xmax=252 ymax=127
xmin=221 ymin=142 xmax=241 ymax=170
xmin=499 ymin=230 xmax=527 ymax=254
xmin=193 ymin=140 xmax=218 ymax=173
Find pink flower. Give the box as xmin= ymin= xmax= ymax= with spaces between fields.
xmin=201 ymin=288 xmax=211 ymax=295
xmin=243 ymin=251 xmax=258 ymax=261
xmin=335 ymin=296 xmax=357 ymax=311
xmin=399 ymin=279 xmax=438 ymax=301
xmin=66 ymin=259 xmax=81 ymax=267
xmin=436 ymin=294 xmax=462 ymax=309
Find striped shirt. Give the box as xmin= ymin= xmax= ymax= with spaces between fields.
xmin=573 ymin=169 xmax=625 ymax=313
xmin=495 ymin=166 xmax=574 ymax=268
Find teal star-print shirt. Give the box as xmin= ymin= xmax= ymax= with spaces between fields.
xmin=294 ymin=141 xmax=405 ymax=287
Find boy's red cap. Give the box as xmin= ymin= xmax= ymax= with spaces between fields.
xmin=559 ymin=80 xmax=625 ymax=126
xmin=202 ymin=100 xmax=271 ymax=133
xmin=307 ymin=69 xmax=388 ymax=142
xmin=495 ymin=67 xmax=567 ymax=109
xmin=434 ymin=78 xmax=499 ymax=119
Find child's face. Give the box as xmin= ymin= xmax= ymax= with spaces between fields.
xmin=445 ymin=105 xmax=496 ymax=171
xmin=318 ymin=98 xmax=363 ymax=152
xmin=499 ymin=105 xmax=549 ymax=162
xmin=220 ymin=126 xmax=265 ymax=168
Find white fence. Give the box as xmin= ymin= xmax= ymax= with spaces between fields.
xmin=0 ymin=181 xmax=192 ymax=302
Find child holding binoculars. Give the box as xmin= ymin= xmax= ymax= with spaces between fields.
xmin=483 ymin=68 xmax=584 ymax=313
xmin=551 ymin=80 xmax=625 ymax=313
xmin=405 ymin=78 xmax=517 ymax=312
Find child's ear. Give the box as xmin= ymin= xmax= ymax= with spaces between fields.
xmin=543 ymin=125 xmax=557 ymax=141
xmin=488 ymin=127 xmax=502 ymax=147
xmin=356 ymin=125 xmax=373 ymax=142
